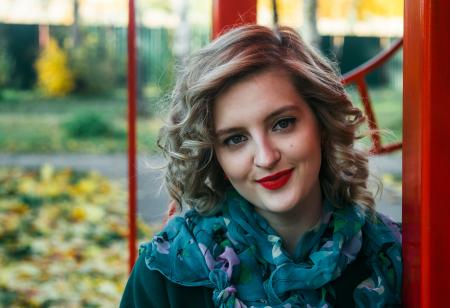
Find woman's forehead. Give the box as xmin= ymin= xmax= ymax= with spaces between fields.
xmin=213 ymin=69 xmax=310 ymax=132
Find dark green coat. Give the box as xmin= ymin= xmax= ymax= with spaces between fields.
xmin=120 ymin=251 xmax=371 ymax=308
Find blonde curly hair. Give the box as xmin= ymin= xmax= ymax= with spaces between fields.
xmin=158 ymin=24 xmax=374 ymax=215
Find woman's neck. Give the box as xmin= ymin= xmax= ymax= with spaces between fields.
xmin=255 ymin=182 xmax=323 ymax=255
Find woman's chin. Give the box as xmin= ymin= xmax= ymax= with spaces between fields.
xmin=255 ymin=192 xmax=302 ymax=215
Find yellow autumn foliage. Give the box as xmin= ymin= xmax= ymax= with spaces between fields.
xmin=319 ymin=0 xmax=402 ymax=20
xmin=0 ymin=166 xmax=157 ymax=307
xmin=318 ymin=0 xmax=354 ymax=19
xmin=35 ymin=38 xmax=74 ymax=97
xmin=259 ymin=0 xmax=403 ymax=21
xmin=356 ymin=0 xmax=403 ymax=19
xmin=258 ymin=0 xmax=302 ymax=26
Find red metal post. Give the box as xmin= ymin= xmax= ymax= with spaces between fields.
xmin=355 ymin=79 xmax=382 ymax=153
xmin=127 ymin=0 xmax=137 ymax=272
xmin=212 ymin=0 xmax=257 ymax=39
xmin=403 ymin=0 xmax=450 ymax=306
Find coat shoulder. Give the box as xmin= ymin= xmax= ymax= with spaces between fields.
xmin=120 ymin=253 xmax=214 ymax=308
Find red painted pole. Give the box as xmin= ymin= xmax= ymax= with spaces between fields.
xmin=212 ymin=0 xmax=257 ymax=39
xmin=403 ymin=0 xmax=450 ymax=306
xmin=127 ymin=0 xmax=137 ymax=273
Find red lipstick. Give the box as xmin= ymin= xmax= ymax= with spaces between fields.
xmin=256 ymin=168 xmax=294 ymax=190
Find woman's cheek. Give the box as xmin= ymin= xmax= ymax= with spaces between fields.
xmin=218 ymin=149 xmax=251 ymax=181
xmin=285 ymin=131 xmax=321 ymax=160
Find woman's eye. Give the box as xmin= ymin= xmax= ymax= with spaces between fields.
xmin=224 ymin=134 xmax=247 ymax=146
xmin=273 ymin=118 xmax=296 ymax=131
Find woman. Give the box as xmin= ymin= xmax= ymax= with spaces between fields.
xmin=120 ymin=25 xmax=402 ymax=307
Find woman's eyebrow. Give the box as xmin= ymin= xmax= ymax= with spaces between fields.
xmin=214 ymin=104 xmax=301 ymax=137
xmin=264 ymin=104 xmax=301 ymax=123
xmin=215 ymin=126 xmax=244 ymax=138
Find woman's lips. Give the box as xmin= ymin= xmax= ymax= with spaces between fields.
xmin=256 ymin=168 xmax=294 ymax=190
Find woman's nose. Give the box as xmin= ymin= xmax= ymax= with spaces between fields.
xmin=254 ymin=138 xmax=281 ymax=169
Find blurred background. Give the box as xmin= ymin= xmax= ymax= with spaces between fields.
xmin=0 ymin=0 xmax=402 ymax=306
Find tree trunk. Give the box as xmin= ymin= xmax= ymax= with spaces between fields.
xmin=72 ymin=0 xmax=80 ymax=47
xmin=302 ymin=0 xmax=321 ymax=48
xmin=135 ymin=5 xmax=150 ymax=117
xmin=38 ymin=24 xmax=50 ymax=49
xmin=173 ymin=0 xmax=190 ymax=65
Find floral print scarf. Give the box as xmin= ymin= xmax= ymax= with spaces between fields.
xmin=140 ymin=189 xmax=402 ymax=307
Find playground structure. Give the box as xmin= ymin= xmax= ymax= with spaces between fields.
xmin=126 ymin=1 xmax=450 ymax=306
xmin=342 ymin=38 xmax=403 ymax=155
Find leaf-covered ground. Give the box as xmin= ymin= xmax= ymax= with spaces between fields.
xmin=0 ymin=166 xmax=156 ymax=307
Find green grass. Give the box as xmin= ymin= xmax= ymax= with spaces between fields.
xmin=0 ymin=90 xmax=163 ymax=154
xmin=0 ymin=87 xmax=402 ymax=154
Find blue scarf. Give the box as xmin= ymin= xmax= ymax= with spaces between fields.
xmin=140 ymin=189 xmax=402 ymax=307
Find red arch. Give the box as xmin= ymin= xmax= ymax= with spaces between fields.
xmin=126 ymin=3 xmax=450 ymax=307
xmin=342 ymin=38 xmax=403 ymax=155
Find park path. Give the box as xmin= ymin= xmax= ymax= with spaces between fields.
xmin=0 ymin=153 xmax=402 ymax=223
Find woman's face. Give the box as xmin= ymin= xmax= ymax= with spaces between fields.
xmin=213 ymin=68 xmax=322 ymax=217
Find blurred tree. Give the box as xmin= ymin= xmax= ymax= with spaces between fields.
xmin=68 ymin=30 xmax=122 ymax=95
xmin=259 ymin=0 xmax=301 ymax=27
xmin=318 ymin=0 xmax=353 ymax=19
xmin=318 ymin=0 xmax=402 ymax=20
xmin=259 ymin=0 xmax=320 ymax=47
xmin=356 ymin=0 xmax=403 ymax=19
xmin=139 ymin=0 xmax=172 ymax=13
xmin=35 ymin=38 xmax=74 ymax=97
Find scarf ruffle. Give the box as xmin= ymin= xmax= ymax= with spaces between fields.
xmin=141 ymin=190 xmax=402 ymax=307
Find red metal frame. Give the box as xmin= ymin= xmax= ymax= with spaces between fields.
xmin=403 ymin=0 xmax=450 ymax=306
xmin=126 ymin=3 xmax=450 ymax=305
xmin=127 ymin=0 xmax=137 ymax=273
xmin=164 ymin=2 xmax=404 ymax=230
xmin=342 ymin=38 xmax=403 ymax=155
xmin=212 ymin=0 xmax=256 ymax=38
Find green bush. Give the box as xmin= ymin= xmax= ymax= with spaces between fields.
xmin=0 ymin=41 xmax=13 ymax=96
xmin=62 ymin=111 xmax=115 ymax=138
xmin=68 ymin=31 xmax=124 ymax=95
